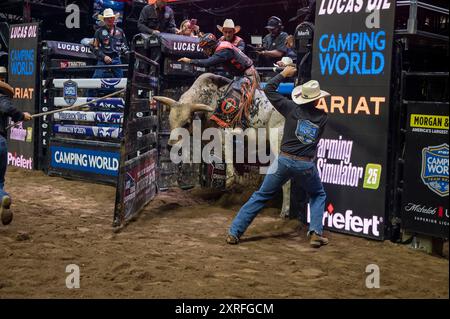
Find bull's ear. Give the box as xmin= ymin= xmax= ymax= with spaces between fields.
xmin=191 ymin=103 xmax=214 ymax=113
xmin=153 ymin=96 xmax=178 ymax=108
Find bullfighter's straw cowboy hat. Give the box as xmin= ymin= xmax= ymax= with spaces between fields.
xmin=291 ymin=80 xmax=330 ymax=105
xmin=217 ymin=19 xmax=241 ymax=34
xmin=98 ymin=8 xmax=120 ymax=21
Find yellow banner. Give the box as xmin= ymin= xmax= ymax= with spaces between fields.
xmin=410 ymin=114 xmax=449 ymax=130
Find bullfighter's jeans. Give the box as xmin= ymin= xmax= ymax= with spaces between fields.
xmin=0 ymin=135 xmax=9 ymax=198
xmin=228 ymin=155 xmax=326 ymax=238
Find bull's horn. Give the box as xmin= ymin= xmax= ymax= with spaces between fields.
xmin=191 ymin=103 xmax=214 ymax=113
xmin=153 ymin=96 xmax=178 ymax=108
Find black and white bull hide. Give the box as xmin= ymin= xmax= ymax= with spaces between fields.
xmin=154 ymin=73 xmax=294 ymax=217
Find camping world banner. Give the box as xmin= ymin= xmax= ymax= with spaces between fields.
xmin=7 ymin=23 xmax=39 ymax=170
xmin=311 ymin=1 xmax=396 ymax=239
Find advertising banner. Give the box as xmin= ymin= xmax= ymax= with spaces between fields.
xmin=311 ymin=1 xmax=396 ymax=239
xmin=52 ymin=124 xmax=122 ymax=138
xmin=53 ymin=97 xmax=125 ymax=110
xmin=44 ymin=41 xmax=96 ymax=60
xmin=401 ymin=102 xmax=449 ymax=238
xmin=50 ymin=145 xmax=120 ymax=177
xmin=114 ymin=52 xmax=159 ymax=227
xmin=53 ymin=111 xmax=123 ymax=124
xmin=119 ymin=149 xmax=158 ymax=221
xmin=159 ymin=33 xmax=207 ymax=58
xmin=7 ymin=23 xmax=39 ymax=170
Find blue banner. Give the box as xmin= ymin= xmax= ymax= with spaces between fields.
xmin=50 ymin=146 xmax=120 ymax=176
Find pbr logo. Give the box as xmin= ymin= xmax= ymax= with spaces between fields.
xmin=421 ymin=143 xmax=449 ymax=197
xmin=296 ymin=119 xmax=319 ymax=144
xmin=63 ymin=80 xmax=77 ymax=106
xmin=101 ymin=78 xmax=121 ymax=88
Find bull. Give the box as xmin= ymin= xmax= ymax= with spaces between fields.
xmin=154 ymin=73 xmax=297 ymax=217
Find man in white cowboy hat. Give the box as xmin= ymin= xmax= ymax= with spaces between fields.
xmin=227 ymin=66 xmax=330 ymax=248
xmin=217 ymin=19 xmax=245 ymax=52
xmin=0 ymin=79 xmax=32 ymax=226
xmin=92 ymin=8 xmax=128 ymax=79
xmin=138 ymin=0 xmax=177 ymax=35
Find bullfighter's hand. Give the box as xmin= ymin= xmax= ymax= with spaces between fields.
xmin=23 ymin=112 xmax=32 ymax=121
xmin=104 ymin=56 xmax=112 ymax=64
xmin=178 ymin=57 xmax=191 ymax=64
xmin=281 ymin=65 xmax=297 ymax=78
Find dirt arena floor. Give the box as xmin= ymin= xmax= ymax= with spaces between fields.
xmin=0 ymin=167 xmax=448 ymax=299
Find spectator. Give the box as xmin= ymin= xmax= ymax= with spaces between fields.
xmin=138 ymin=0 xmax=177 ymax=35
xmin=177 ymin=19 xmax=200 ymax=37
xmin=92 ymin=8 xmax=128 ymax=79
xmin=217 ymin=19 xmax=245 ymax=52
xmin=258 ymin=16 xmax=289 ymax=67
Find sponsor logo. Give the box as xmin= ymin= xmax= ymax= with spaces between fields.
xmin=94 ymin=112 xmax=123 ymax=124
xmin=56 ymin=42 xmax=92 ymax=54
xmin=363 ymin=163 xmax=382 ymax=190
xmin=63 ymin=80 xmax=77 ymax=106
xmin=13 ymin=87 xmax=34 ymax=100
xmin=7 ymin=152 xmax=33 ymax=169
xmin=60 ymin=61 xmax=87 ymax=68
xmin=316 ymin=95 xmax=385 ymax=116
xmin=404 ymin=203 xmax=438 ymax=216
xmin=170 ymin=63 xmax=182 ymax=70
xmin=50 ymin=146 xmax=119 ymax=176
xmin=54 ymin=111 xmax=88 ymax=121
xmin=172 ymin=41 xmax=202 ymax=53
xmin=317 ymin=136 xmax=382 ymax=189
xmin=318 ymin=0 xmax=391 ymax=16
xmin=410 ymin=114 xmax=449 ymax=135
xmin=10 ymin=24 xmax=38 ymax=39
xmin=10 ymin=49 xmax=35 ymax=76
xmin=92 ymin=127 xmax=122 ymax=138
xmin=308 ymin=203 xmax=383 ymax=237
xmin=296 ymin=120 xmax=319 ymax=144
xmin=9 ymin=122 xmax=27 ymax=141
xmin=297 ymin=30 xmax=311 ymax=37
xmin=404 ymin=203 xmax=449 ymax=226
xmin=421 ymin=144 xmax=449 ymax=197
xmin=317 ymin=136 xmax=364 ymax=187
xmin=87 ymin=98 xmax=125 ymax=110
xmin=101 ymin=78 xmax=121 ymax=88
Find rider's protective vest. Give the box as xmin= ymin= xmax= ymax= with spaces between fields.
xmin=215 ymin=41 xmax=253 ymax=76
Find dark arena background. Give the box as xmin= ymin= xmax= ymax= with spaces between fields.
xmin=0 ymin=0 xmax=448 ymax=305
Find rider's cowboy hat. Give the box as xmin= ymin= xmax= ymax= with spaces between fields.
xmin=217 ymin=19 xmax=241 ymax=34
xmin=291 ymin=80 xmax=330 ymax=105
xmin=98 ymin=8 xmax=120 ymax=21
xmin=0 ymin=79 xmax=14 ymax=98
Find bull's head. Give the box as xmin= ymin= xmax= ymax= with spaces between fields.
xmin=153 ymin=96 xmax=214 ymax=146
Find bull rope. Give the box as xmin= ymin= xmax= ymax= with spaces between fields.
xmin=6 ymin=88 xmax=126 ymax=130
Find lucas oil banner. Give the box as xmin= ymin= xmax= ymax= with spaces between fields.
xmin=311 ymin=1 xmax=396 ymax=239
xmin=7 ymin=23 xmax=39 ymax=170
xmin=401 ymin=102 xmax=449 ymax=238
